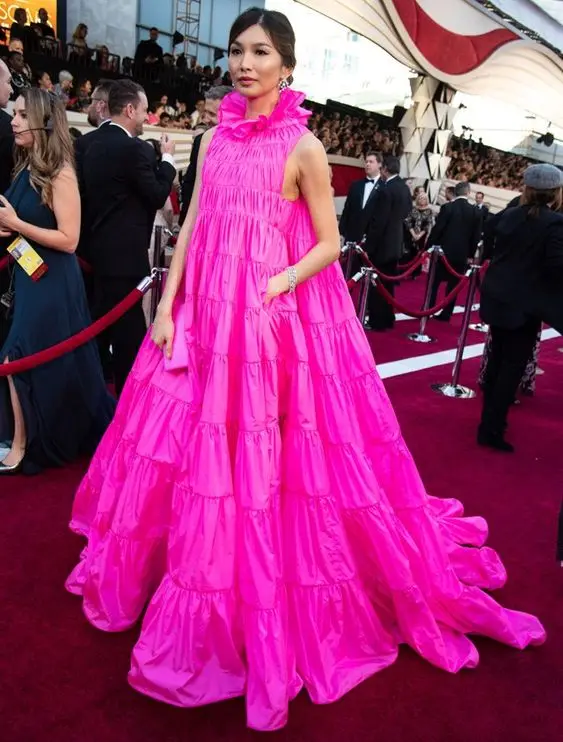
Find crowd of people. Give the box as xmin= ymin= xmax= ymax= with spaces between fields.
xmin=307 ymin=105 xmax=402 ymax=159
xmin=446 ymin=134 xmax=536 ymax=191
xmin=1 ymin=7 xmax=553 ymax=189
xmin=0 ymin=10 xmax=222 ymax=130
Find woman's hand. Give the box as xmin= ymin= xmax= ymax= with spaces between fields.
xmin=151 ymin=309 xmax=175 ymax=359
xmin=264 ymin=271 xmax=290 ymax=305
xmin=0 ymin=196 xmax=20 ymax=233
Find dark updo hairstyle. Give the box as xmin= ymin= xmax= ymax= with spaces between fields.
xmin=522 ymin=186 xmax=562 ymax=217
xmin=228 ymin=7 xmax=296 ymax=85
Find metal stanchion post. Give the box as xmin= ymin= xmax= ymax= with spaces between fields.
xmin=407 ymin=246 xmax=442 ymax=343
xmin=431 ymin=265 xmax=480 ymax=399
xmin=341 ymin=242 xmax=355 ymax=280
xmin=356 ymin=267 xmax=374 ymax=326
xmin=468 ymin=241 xmax=487 ymax=333
xmin=150 ymin=226 xmax=166 ymax=324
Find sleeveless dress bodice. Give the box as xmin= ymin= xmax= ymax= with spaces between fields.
xmin=66 ymin=89 xmax=544 ymax=732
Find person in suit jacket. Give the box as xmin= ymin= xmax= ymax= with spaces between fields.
xmin=74 ymin=79 xmax=116 ymax=379
xmin=427 ymin=181 xmax=481 ymax=322
xmin=134 ymin=27 xmax=164 ymax=67
xmin=81 ymin=79 xmax=176 ymax=395
xmin=364 ymin=155 xmax=412 ymax=330
xmin=338 ymin=151 xmax=384 ymax=245
xmin=506 ymin=194 xmax=521 ymax=209
xmin=475 ymin=191 xmax=490 ymax=224
xmin=478 ymin=164 xmax=563 ymax=451
xmin=179 ymin=85 xmax=232 ymax=226
xmin=0 ymin=59 xmax=13 ymax=349
xmin=75 ymin=79 xmax=114 ymax=265
xmin=0 ymin=59 xmax=13 ymax=195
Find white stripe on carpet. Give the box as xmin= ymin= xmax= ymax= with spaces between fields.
xmin=395 ymin=304 xmax=480 ymax=322
xmin=378 ymin=328 xmax=561 ymax=379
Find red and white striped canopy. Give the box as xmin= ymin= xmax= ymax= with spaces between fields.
xmin=297 ymin=0 xmax=563 ymax=126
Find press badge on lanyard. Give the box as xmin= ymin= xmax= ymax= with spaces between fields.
xmin=7 ymin=236 xmax=48 ymax=281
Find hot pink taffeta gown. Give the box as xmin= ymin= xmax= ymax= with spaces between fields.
xmin=66 ymin=90 xmax=545 ymax=731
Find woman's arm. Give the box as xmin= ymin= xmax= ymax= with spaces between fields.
xmin=296 ymin=133 xmax=341 ymax=274
xmin=156 ymin=127 xmax=214 ymax=316
xmin=265 ymin=133 xmax=339 ymax=301
xmin=0 ymin=166 xmax=80 ymax=253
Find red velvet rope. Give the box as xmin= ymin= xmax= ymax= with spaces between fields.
xmin=397 ymin=251 xmax=426 ymax=270
xmin=357 ymin=247 xmax=428 ymax=282
xmin=0 ymin=254 xmax=93 ymax=275
xmin=439 ymin=252 xmax=467 ymax=280
xmin=0 ymin=286 xmax=145 ymax=377
xmin=77 ymin=256 xmax=93 ymax=273
xmin=374 ymin=275 xmax=470 ymax=319
xmin=375 ymin=251 xmax=427 ymax=281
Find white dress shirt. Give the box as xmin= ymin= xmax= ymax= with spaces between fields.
xmin=363 ymin=176 xmax=380 ymax=208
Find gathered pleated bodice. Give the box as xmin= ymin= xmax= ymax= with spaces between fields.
xmin=188 ymin=89 xmax=316 ymax=307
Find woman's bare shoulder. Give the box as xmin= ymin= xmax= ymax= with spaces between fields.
xmin=294 ymin=130 xmax=326 ymax=159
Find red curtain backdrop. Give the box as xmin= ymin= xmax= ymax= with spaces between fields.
xmin=329 ymin=159 xmax=364 ymax=198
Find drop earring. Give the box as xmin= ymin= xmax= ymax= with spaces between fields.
xmin=278 ymin=78 xmax=289 ymax=91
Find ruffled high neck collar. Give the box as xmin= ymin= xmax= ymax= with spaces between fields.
xmin=218 ymin=88 xmax=311 ymax=139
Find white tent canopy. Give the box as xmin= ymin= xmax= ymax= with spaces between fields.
xmin=296 ymin=0 xmax=563 ymax=127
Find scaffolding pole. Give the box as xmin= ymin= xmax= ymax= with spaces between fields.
xmin=175 ymin=0 xmax=201 ymax=61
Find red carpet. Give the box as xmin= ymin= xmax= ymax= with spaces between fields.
xmin=1 ymin=305 xmax=561 ymax=741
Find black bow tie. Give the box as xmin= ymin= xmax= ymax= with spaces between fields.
xmin=365 ymin=178 xmax=376 ymax=183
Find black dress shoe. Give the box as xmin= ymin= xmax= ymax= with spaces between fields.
xmin=477 ymin=429 xmax=514 ymax=453
xmin=434 ymin=313 xmax=451 ymax=323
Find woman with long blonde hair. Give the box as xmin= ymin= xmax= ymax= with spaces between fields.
xmin=70 ymin=22 xmax=89 ymax=57
xmin=0 ymin=88 xmax=114 ymax=473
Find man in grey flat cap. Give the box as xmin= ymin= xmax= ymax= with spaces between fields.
xmin=478 ymin=163 xmax=563 ymax=452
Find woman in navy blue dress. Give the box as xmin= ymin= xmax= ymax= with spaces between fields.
xmin=0 ymin=88 xmax=115 ymax=474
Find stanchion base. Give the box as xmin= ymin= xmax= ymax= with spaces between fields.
xmin=431 ymin=383 xmax=476 ymax=399
xmin=407 ymin=333 xmax=436 ymax=344
xmin=469 ymin=323 xmax=489 ymax=333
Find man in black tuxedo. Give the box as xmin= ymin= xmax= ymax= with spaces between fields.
xmin=339 ymin=151 xmax=383 ymax=245
xmin=75 ymin=79 xmax=114 ymax=266
xmin=428 ymin=181 xmax=481 ymax=322
xmin=81 ymin=79 xmax=176 ymax=395
xmin=475 ymin=191 xmax=490 ymax=224
xmin=364 ymin=155 xmax=412 ymax=330
xmin=179 ymin=85 xmax=231 ymax=225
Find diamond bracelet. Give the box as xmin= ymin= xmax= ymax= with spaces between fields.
xmin=287 ymin=266 xmax=297 ymax=293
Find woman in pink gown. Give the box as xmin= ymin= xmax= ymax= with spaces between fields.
xmin=67 ymin=8 xmax=545 ymax=732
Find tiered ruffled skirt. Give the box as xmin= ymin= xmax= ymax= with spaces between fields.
xmin=67 ymin=209 xmax=545 ymax=731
